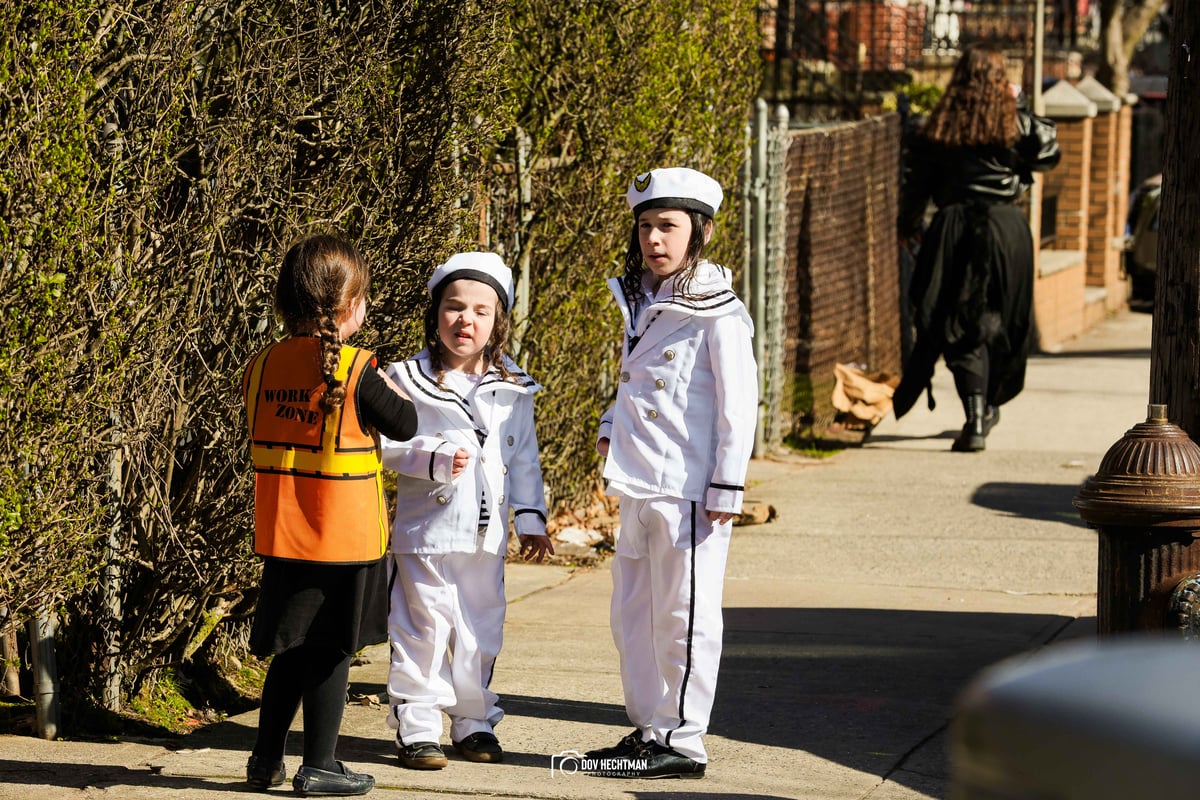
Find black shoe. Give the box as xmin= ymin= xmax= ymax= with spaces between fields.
xmin=584 ymin=728 xmax=644 ymax=759
xmin=631 ymin=742 xmax=706 ymax=779
xmin=245 ymin=755 xmax=286 ymax=790
xmin=453 ymin=731 xmax=503 ymax=763
xmin=951 ymin=424 xmax=986 ymax=452
xmin=291 ymin=762 xmax=374 ymax=796
xmin=951 ymin=392 xmax=987 ymax=452
xmin=398 ymin=740 xmax=448 ymax=770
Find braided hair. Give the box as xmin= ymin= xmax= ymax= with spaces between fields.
xmin=423 ymin=278 xmax=514 ymax=387
xmin=274 ymin=234 xmax=370 ymax=414
xmin=620 ymin=208 xmax=711 ymax=316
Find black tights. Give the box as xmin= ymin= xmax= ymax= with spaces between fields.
xmin=252 ymin=644 xmax=352 ymax=771
xmin=948 ymin=343 xmax=989 ymax=401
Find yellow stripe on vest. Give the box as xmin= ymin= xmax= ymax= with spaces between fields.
xmin=252 ymin=445 xmax=381 ymax=476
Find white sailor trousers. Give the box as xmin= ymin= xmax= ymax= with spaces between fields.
xmin=386 ymin=551 xmax=506 ymax=744
xmin=610 ymin=496 xmax=731 ymax=763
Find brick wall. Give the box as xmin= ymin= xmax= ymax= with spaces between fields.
xmin=840 ymin=1 xmax=925 ymax=72
xmin=1036 ymin=86 xmax=1134 ymax=349
xmin=1114 ymin=104 xmax=1133 ymax=303
xmin=1034 ymin=252 xmax=1086 ymax=348
xmin=779 ymin=115 xmax=902 ymax=439
xmin=1046 ymin=116 xmax=1093 ymax=252
xmin=1086 ymin=109 xmax=1128 ymax=311
xmin=1116 ymin=105 xmax=1132 ymax=241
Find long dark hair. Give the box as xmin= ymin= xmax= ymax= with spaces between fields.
xmin=922 ymin=43 xmax=1018 ymax=149
xmin=274 ymin=234 xmax=369 ymax=414
xmin=422 ymin=279 xmax=514 ymax=387
xmin=620 ymin=208 xmax=711 ymax=315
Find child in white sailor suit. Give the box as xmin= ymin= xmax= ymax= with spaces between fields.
xmin=588 ymin=167 xmax=758 ymax=779
xmin=380 ymin=252 xmax=553 ymax=770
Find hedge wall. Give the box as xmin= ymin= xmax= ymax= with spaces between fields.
xmin=0 ymin=0 xmax=759 ymax=719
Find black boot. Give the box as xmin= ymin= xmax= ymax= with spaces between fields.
xmin=952 ymin=392 xmax=987 ymax=452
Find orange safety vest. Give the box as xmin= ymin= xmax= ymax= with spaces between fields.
xmin=242 ymin=337 xmax=387 ymax=564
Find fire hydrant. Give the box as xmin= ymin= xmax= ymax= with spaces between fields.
xmin=1073 ymin=404 xmax=1200 ymax=636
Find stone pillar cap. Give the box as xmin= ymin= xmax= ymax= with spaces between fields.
xmin=1074 ymin=76 xmax=1122 ymax=113
xmin=1043 ymin=79 xmax=1098 ymax=119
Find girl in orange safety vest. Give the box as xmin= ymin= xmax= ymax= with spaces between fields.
xmin=242 ymin=234 xmax=417 ymax=797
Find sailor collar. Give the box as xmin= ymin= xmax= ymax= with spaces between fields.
xmin=399 ymin=351 xmax=540 ymax=423
xmin=610 ymin=261 xmax=744 ymax=336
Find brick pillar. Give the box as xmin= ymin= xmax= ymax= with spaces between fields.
xmin=1043 ymin=80 xmax=1098 ymax=255
xmin=1077 ymin=76 xmax=1128 ymax=310
xmin=1115 ymin=103 xmax=1134 ymax=272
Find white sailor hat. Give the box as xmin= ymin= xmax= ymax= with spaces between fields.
xmin=427 ymin=251 xmax=515 ymax=312
xmin=626 ymin=167 xmax=723 ymax=218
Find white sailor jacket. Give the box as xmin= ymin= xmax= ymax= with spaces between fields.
xmin=381 ymin=352 xmax=548 ymax=556
xmin=598 ymin=260 xmax=758 ymax=515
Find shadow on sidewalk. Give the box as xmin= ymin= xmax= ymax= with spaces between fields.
xmin=709 ymin=606 xmax=1094 ymax=792
xmin=632 ymin=794 xmax=794 ymax=799
xmin=1032 ymin=347 xmax=1150 ymax=360
xmin=145 ymin=608 xmax=1095 ymax=798
xmin=862 ymin=429 xmax=958 ymax=444
xmin=971 ymin=481 xmax=1091 ymax=525
xmin=0 ymin=759 xmax=248 ymax=792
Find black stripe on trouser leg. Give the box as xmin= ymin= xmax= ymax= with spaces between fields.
xmin=666 ymin=501 xmax=698 ymax=750
xmin=485 ymin=570 xmax=505 ymax=689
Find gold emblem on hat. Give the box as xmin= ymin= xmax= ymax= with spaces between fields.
xmin=633 ymin=173 xmax=652 ymax=192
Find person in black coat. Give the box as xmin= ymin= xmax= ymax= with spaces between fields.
xmin=894 ymin=43 xmax=1061 ymax=451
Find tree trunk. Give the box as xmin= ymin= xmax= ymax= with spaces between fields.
xmin=1096 ymin=0 xmax=1130 ymax=94
xmin=1 ymin=624 xmax=20 ymax=697
xmin=1149 ymin=0 xmax=1200 ymax=434
xmin=1097 ymin=0 xmax=1166 ymax=96
xmin=1123 ymin=0 xmax=1168 ymax=62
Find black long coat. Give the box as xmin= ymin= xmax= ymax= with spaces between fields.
xmin=893 ymin=109 xmax=1060 ymax=417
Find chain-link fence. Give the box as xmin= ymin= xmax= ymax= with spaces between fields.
xmin=749 ymin=109 xmax=904 ymax=448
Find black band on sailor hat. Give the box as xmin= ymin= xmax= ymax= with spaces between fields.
xmin=427 ymin=252 xmax=515 ymax=312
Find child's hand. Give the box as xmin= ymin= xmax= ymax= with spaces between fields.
xmin=708 ymin=509 xmax=735 ymax=525
xmin=518 ymin=534 xmax=554 ymax=563
xmin=597 ymin=437 xmax=610 ymax=457
xmin=452 ymin=448 xmax=470 ymax=479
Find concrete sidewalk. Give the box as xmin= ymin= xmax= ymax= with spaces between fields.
xmin=0 ymin=309 xmax=1154 ymax=799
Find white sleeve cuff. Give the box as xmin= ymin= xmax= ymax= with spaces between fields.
xmin=513 ymin=508 xmax=548 ymax=536
xmin=705 ymin=484 xmax=745 ymax=515
xmin=430 ymin=443 xmax=460 ymax=484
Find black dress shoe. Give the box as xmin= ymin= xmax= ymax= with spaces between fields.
xmin=453 ymin=731 xmax=504 ymax=763
xmin=291 ymin=762 xmax=374 ymax=796
xmin=584 ymin=728 xmax=644 ymax=759
xmin=632 ymin=742 xmax=706 ymax=779
xmin=245 ymin=755 xmax=285 ymax=790
xmin=398 ymin=740 xmax=448 ymax=770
